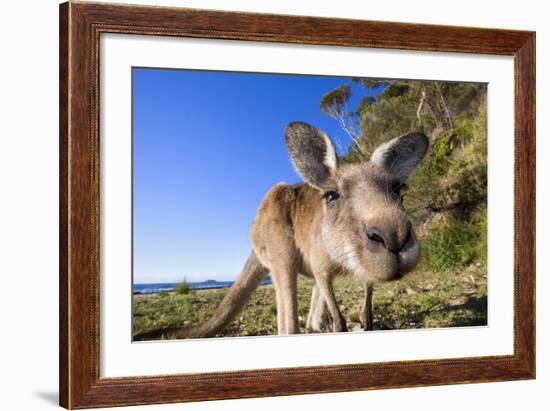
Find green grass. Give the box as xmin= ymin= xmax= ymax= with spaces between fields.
xmin=133 ymin=262 xmax=487 ymax=339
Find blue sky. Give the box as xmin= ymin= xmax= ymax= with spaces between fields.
xmin=133 ymin=68 xmax=381 ymax=284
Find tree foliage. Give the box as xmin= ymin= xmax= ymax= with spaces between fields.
xmin=320 ymin=84 xmax=352 ymax=116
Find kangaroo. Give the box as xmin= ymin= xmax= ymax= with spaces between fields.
xmin=134 ymin=122 xmax=428 ymax=340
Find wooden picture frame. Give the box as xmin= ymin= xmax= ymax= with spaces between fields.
xmin=59 ymin=1 xmax=535 ymax=408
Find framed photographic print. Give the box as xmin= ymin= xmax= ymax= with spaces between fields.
xmin=59 ymin=1 xmax=535 ymax=408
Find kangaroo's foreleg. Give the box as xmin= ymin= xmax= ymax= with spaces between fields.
xmin=306 ymin=285 xmax=331 ymax=332
xmin=270 ymin=264 xmax=299 ymax=334
xmin=315 ymin=276 xmax=347 ymax=332
xmin=360 ymin=283 xmax=374 ymax=331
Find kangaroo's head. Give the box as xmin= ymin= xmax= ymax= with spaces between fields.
xmin=285 ymin=122 xmax=428 ymax=283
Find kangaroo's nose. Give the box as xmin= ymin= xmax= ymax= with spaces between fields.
xmin=366 ymin=223 xmax=411 ymax=253
xmin=366 ymin=226 xmax=387 ymax=247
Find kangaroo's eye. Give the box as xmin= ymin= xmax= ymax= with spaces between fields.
xmin=323 ymin=190 xmax=340 ymax=205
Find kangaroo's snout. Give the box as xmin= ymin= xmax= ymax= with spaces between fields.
xmin=366 ymin=221 xmax=412 ymax=254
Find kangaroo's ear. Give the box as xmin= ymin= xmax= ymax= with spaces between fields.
xmin=285 ymin=122 xmax=338 ymax=190
xmin=371 ymin=132 xmax=429 ymax=182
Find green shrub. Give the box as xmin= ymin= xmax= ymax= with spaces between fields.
xmin=421 ymin=215 xmax=485 ymax=272
xmin=175 ymin=278 xmax=192 ymax=295
xmin=454 ymin=117 xmax=474 ymax=146
xmin=474 ymin=209 xmax=488 ymax=269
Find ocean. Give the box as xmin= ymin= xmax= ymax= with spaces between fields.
xmin=133 ymin=277 xmax=272 ymax=295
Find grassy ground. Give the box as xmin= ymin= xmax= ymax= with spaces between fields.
xmin=133 ymin=262 xmax=487 ymax=339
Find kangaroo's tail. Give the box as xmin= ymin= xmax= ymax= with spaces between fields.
xmin=134 ymin=251 xmax=268 ymax=341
